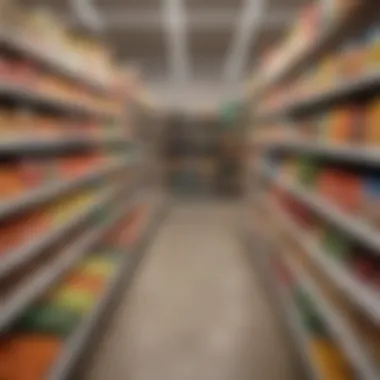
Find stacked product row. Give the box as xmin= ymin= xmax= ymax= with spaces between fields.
xmin=0 ymin=3 xmax=122 ymax=92
xmin=0 ymin=3 xmax=134 ymax=125
xmin=247 ymin=0 xmax=355 ymax=99
xmin=254 ymin=92 xmax=380 ymax=146
xmin=260 ymin=18 xmax=380 ymax=112
xmin=273 ymin=157 xmax=380 ymax=225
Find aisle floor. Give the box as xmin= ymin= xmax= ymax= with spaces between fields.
xmin=83 ymin=202 xmax=301 ymax=380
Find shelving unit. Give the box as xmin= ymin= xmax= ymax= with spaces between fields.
xmin=1 ymin=199 xmax=127 ymax=332
xmin=0 ymin=186 xmax=117 ymax=280
xmin=266 ymin=196 xmax=380 ymax=325
xmin=0 ymin=159 xmax=126 ymax=221
xmin=244 ymin=228 xmax=322 ymax=380
xmin=0 ymin=5 xmax=166 ymax=380
xmin=246 ymin=0 xmax=380 ymax=378
xmin=246 ymin=1 xmax=367 ymax=102
xmin=46 ymin=197 xmax=167 ymax=380
xmin=261 ymin=166 xmax=380 ymax=255
xmin=284 ymin=254 xmax=378 ymax=380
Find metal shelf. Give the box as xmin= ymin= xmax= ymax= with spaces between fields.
xmin=263 ymin=167 xmax=380 ymax=256
xmin=0 ymin=159 xmax=127 ymax=222
xmin=0 ymin=83 xmax=119 ymax=120
xmin=285 ymin=255 xmax=379 ymax=380
xmin=256 ymin=141 xmax=380 ymax=167
xmin=0 ymin=136 xmax=131 ymax=156
xmin=0 ymin=193 xmax=139 ymax=333
xmin=0 ymin=34 xmax=109 ymax=95
xmin=267 ymin=198 xmax=380 ymax=325
xmin=255 ymin=70 xmax=380 ymax=121
xmin=0 ymin=187 xmax=119 ymax=280
xmin=0 ymin=137 xmax=93 ymax=155
xmin=46 ymin=200 xmax=167 ymax=380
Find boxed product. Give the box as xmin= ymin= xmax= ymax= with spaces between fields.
xmin=50 ymin=286 xmax=97 ymax=316
xmin=14 ymin=303 xmax=81 ymax=337
xmin=308 ymin=337 xmax=353 ymax=379
xmin=322 ymin=227 xmax=351 ymax=263
xmin=0 ymin=334 xmax=62 ymax=380
xmin=76 ymin=256 xmax=117 ymax=278
xmin=297 ymin=158 xmax=319 ymax=188
xmin=361 ymin=175 xmax=380 ymax=228
xmin=63 ymin=272 xmax=107 ymax=294
xmin=0 ymin=162 xmax=24 ymax=200
xmin=365 ymin=98 xmax=380 ymax=146
xmin=366 ymin=24 xmax=380 ymax=71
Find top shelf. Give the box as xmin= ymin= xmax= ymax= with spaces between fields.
xmin=0 ymin=33 xmax=111 ymax=96
xmin=247 ymin=2 xmax=368 ymax=102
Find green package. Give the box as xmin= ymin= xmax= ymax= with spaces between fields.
xmin=14 ymin=304 xmax=81 ymax=337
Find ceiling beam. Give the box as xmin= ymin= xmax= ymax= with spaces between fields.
xmin=164 ymin=0 xmax=190 ymax=82
xmin=63 ymin=9 xmax=294 ymax=30
xmin=223 ymin=0 xmax=265 ymax=82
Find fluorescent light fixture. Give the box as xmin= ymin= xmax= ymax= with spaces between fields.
xmin=164 ymin=0 xmax=190 ymax=82
xmin=224 ymin=0 xmax=264 ymax=82
xmin=71 ymin=0 xmax=104 ymax=31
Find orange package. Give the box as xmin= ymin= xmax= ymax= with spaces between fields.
xmin=0 ymin=163 xmax=24 ymax=200
xmin=0 ymin=334 xmax=62 ymax=380
xmin=365 ymin=98 xmax=380 ymax=146
xmin=328 ymin=108 xmax=351 ymax=143
xmin=317 ymin=169 xmax=336 ymax=201
xmin=0 ymin=220 xmax=24 ymax=255
xmin=63 ymin=272 xmax=106 ymax=294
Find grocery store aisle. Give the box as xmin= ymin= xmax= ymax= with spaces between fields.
xmin=82 ymin=202 xmax=300 ymax=380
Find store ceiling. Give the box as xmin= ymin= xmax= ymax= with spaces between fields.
xmin=25 ymin=0 xmax=311 ymax=109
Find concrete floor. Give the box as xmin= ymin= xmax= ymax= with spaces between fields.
xmin=82 ymin=202 xmax=301 ymax=380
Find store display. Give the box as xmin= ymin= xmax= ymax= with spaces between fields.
xmin=0 ymin=3 xmax=163 ymax=380
xmin=163 ymin=115 xmax=242 ymax=195
xmin=248 ymin=0 xmax=380 ymax=378
xmin=0 ymin=200 xmax=153 ymax=379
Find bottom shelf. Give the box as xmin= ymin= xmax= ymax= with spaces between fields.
xmin=244 ymin=230 xmax=320 ymax=380
xmin=0 ymin=196 xmax=167 ymax=380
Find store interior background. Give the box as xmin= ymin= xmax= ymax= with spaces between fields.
xmin=1 ymin=0 xmax=380 ymax=380
xmin=25 ymin=0 xmax=309 ymax=198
